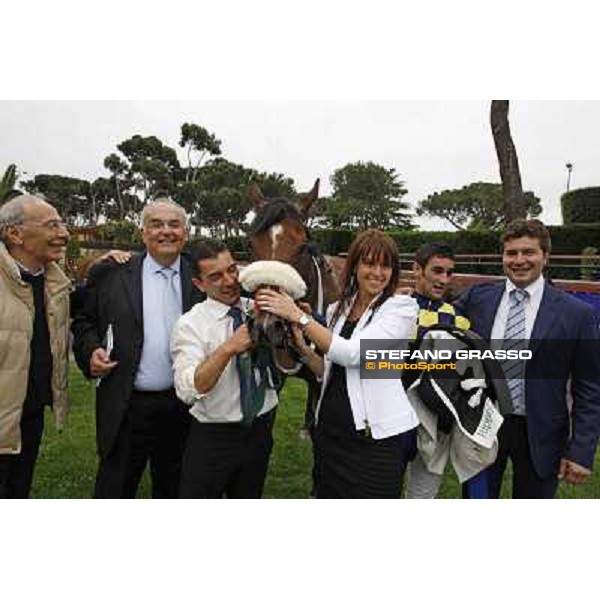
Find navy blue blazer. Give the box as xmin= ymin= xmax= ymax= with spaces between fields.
xmin=455 ymin=281 xmax=600 ymax=478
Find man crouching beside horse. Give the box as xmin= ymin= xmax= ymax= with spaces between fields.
xmin=170 ymin=240 xmax=315 ymax=498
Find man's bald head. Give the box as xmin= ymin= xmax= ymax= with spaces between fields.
xmin=0 ymin=194 xmax=69 ymax=269
xmin=0 ymin=195 xmax=51 ymax=243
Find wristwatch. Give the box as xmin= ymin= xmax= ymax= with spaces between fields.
xmin=297 ymin=313 xmax=313 ymax=330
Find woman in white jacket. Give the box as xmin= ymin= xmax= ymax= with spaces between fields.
xmin=256 ymin=229 xmax=419 ymax=498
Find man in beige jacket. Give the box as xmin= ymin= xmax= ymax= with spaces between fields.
xmin=0 ymin=194 xmax=71 ymax=498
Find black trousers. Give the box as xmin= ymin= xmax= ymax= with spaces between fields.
xmin=487 ymin=415 xmax=559 ymax=499
xmin=179 ymin=409 xmax=276 ymax=499
xmin=0 ymin=409 xmax=45 ymax=499
xmin=94 ymin=389 xmax=190 ymax=499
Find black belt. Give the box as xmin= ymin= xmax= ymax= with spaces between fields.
xmin=193 ymin=408 xmax=276 ymax=429
xmin=132 ymin=387 xmax=175 ymax=395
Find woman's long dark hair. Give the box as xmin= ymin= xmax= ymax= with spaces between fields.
xmin=330 ymin=229 xmax=401 ymax=327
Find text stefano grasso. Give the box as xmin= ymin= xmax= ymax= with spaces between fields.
xmin=364 ymin=349 xmax=533 ymax=361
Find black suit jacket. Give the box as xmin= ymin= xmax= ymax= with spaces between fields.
xmin=455 ymin=281 xmax=600 ymax=478
xmin=71 ymin=252 xmax=203 ymax=459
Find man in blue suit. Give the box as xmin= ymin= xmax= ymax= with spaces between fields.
xmin=455 ymin=219 xmax=600 ymax=498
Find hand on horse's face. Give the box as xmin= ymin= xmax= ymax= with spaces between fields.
xmin=252 ymin=284 xmax=281 ymax=316
xmin=255 ymin=288 xmax=302 ymax=322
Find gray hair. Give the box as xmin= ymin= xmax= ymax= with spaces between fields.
xmin=0 ymin=194 xmax=46 ymax=243
xmin=139 ymin=198 xmax=188 ymax=229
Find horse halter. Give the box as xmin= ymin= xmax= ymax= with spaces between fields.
xmin=246 ymin=220 xmax=332 ymax=376
xmin=246 ymin=311 xmax=305 ymax=376
xmin=302 ymin=242 xmax=327 ymax=315
xmin=264 ymin=240 xmax=330 ymax=376
xmin=239 ymin=259 xmax=308 ymax=377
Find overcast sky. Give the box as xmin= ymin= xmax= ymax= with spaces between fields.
xmin=1 ymin=100 xmax=598 ymax=230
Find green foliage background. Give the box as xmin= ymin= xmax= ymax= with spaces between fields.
xmin=418 ymin=182 xmax=542 ymax=231
xmin=312 ymin=224 xmax=600 ymax=256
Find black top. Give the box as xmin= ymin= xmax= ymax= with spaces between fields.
xmin=20 ymin=270 xmax=53 ymax=416
xmin=318 ymin=318 xmax=358 ymax=434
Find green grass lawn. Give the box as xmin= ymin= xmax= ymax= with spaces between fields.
xmin=31 ymin=366 xmax=600 ymax=499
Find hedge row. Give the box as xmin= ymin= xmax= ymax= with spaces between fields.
xmin=546 ymin=224 xmax=600 ymax=254
xmin=561 ymin=187 xmax=600 ymax=225
xmin=312 ymin=225 xmax=600 ymax=256
xmin=82 ymin=224 xmax=600 ymax=258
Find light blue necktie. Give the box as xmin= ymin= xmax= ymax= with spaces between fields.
xmin=500 ymin=288 xmax=528 ymax=415
xmin=159 ymin=267 xmax=181 ymax=335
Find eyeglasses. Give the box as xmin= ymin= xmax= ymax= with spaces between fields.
xmin=23 ymin=219 xmax=68 ymax=232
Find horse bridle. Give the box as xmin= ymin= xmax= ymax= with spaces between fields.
xmin=295 ymin=241 xmax=327 ymax=314
xmin=245 ymin=239 xmax=329 ymax=376
xmin=271 ymin=241 xmax=329 ymax=375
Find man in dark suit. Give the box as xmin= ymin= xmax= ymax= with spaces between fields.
xmin=72 ymin=199 xmax=201 ymax=498
xmin=455 ymin=219 xmax=600 ymax=498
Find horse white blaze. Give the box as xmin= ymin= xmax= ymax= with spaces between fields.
xmin=269 ymin=224 xmax=283 ymax=259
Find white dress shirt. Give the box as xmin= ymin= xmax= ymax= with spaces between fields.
xmin=490 ymin=275 xmax=545 ymax=343
xmin=170 ymin=296 xmax=278 ymax=423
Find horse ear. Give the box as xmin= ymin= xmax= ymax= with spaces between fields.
xmin=248 ymin=181 xmax=265 ymax=210
xmin=298 ymin=178 xmax=320 ymax=218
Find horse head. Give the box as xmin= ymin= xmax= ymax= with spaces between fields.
xmin=245 ymin=180 xmax=342 ymax=434
xmin=246 ymin=179 xmax=339 ymax=310
xmin=247 ymin=179 xmax=318 ymax=260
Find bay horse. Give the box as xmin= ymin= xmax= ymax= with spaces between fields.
xmin=246 ymin=179 xmax=341 ymax=434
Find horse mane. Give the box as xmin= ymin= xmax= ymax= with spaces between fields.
xmin=248 ymin=198 xmax=304 ymax=234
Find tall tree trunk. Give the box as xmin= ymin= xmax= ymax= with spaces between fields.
xmin=186 ymin=143 xmax=193 ymax=183
xmin=490 ymin=100 xmax=527 ymax=223
xmin=90 ymin=189 xmax=97 ymax=225
xmin=114 ymin=177 xmax=124 ymax=220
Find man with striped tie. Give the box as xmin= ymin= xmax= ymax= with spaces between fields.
xmin=455 ymin=219 xmax=600 ymax=498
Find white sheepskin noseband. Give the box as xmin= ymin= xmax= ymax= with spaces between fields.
xmin=239 ymin=260 xmax=307 ymax=299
